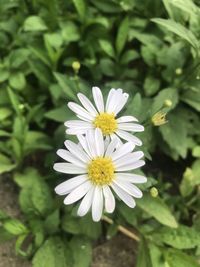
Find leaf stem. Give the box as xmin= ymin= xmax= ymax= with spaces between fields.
xmin=102 ymin=215 xmax=140 ymax=242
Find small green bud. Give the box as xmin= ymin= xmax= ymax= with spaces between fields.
xmin=72 ymin=61 xmax=81 ymax=73
xmin=151 ymin=111 xmax=167 ymax=126
xmin=18 ymin=104 xmax=25 ymax=110
xmin=150 ymin=187 xmax=158 ymax=198
xmin=175 ymin=68 xmax=182 ymax=75
xmin=164 ymin=99 xmax=172 ymax=107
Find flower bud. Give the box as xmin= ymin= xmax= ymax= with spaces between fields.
xmin=151 ymin=111 xmax=167 ymax=126
xmin=150 ymin=187 xmax=158 ymax=197
xmin=72 ymin=61 xmax=81 ymax=73
xmin=164 ymin=99 xmax=172 ymax=107
xmin=175 ymin=68 xmax=182 ymax=75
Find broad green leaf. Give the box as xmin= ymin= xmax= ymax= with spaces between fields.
xmin=149 ymin=243 xmax=166 ymax=267
xmin=45 ymin=210 xmax=60 ymax=234
xmin=167 ymin=0 xmax=200 ymax=16
xmin=7 ymin=86 xmax=21 ymax=115
xmin=24 ymin=131 xmax=52 ymax=154
xmin=120 ymin=50 xmax=139 ymax=64
xmin=144 ymin=76 xmax=160 ymax=96
xmin=136 ymin=237 xmax=153 ymax=267
xmin=151 ymin=18 xmax=199 ymax=50
xmin=192 ymin=146 xmax=200 ymax=158
xmin=137 ymin=194 xmax=178 ymax=228
xmin=154 ymin=225 xmax=200 ymax=249
xmin=62 ymin=215 xmax=80 ymax=235
xmin=0 ymin=227 xmax=14 ymax=243
xmin=0 ymin=107 xmax=12 ymax=121
xmin=45 ymin=105 xmax=72 ymax=122
xmin=3 ymin=219 xmax=28 ymax=236
xmin=116 ymin=16 xmax=129 ymax=55
xmin=32 ymin=237 xmax=71 ymax=267
xmin=70 ymin=236 xmax=92 ymax=267
xmin=0 ymin=153 xmax=16 ymax=174
xmin=61 ymin=21 xmax=80 ymax=43
xmin=72 ymin=0 xmax=86 ymax=21
xmin=24 ymin=16 xmax=48 ymax=31
xmin=166 ymin=249 xmax=200 ymax=267
xmin=9 ymin=72 xmax=26 ymax=90
xmin=99 ymin=39 xmax=115 ymax=58
xmin=53 ymin=72 xmax=76 ymax=100
xmin=0 ymin=69 xmax=9 ymax=82
xmin=181 ymin=89 xmax=200 ymax=112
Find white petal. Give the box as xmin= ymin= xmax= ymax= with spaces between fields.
xmin=104 ymin=136 xmax=110 ymax=151
xmin=68 ymin=102 xmax=94 ymax=121
xmin=92 ymin=186 xmax=103 ymax=222
xmin=77 ymin=93 xmax=98 ymax=116
xmin=114 ymin=180 xmax=143 ymax=198
xmin=106 ymin=88 xmax=116 ymax=112
xmin=77 ymin=187 xmax=94 ymax=217
xmin=116 ymin=173 xmax=147 ymax=184
xmin=117 ymin=116 xmax=138 ymax=123
xmin=105 ymin=138 xmax=118 ymax=156
xmin=56 ymin=149 xmax=86 ymax=167
xmin=114 ymin=151 xmax=144 ymax=168
xmin=110 ymin=133 xmax=123 ymax=147
xmin=111 ymin=183 xmax=136 ymax=208
xmin=64 ymin=120 xmax=92 ymax=128
xmin=116 ymin=160 xmax=145 ymax=172
xmin=64 ymin=140 xmax=90 ymax=162
xmin=64 ymin=180 xmax=92 ymax=205
xmin=53 ymin=163 xmax=86 ymax=174
xmin=66 ymin=128 xmax=88 ymax=135
xmin=116 ymin=130 xmax=142 ymax=146
xmin=77 ymin=134 xmax=92 ymax=158
xmin=92 ymin=87 xmax=104 ymax=113
xmin=114 ymin=92 xmax=129 ymax=115
xmin=95 ymin=128 xmax=104 ymax=156
xmin=55 ymin=175 xmax=87 ymax=195
xmin=111 ymin=142 xmax=135 ymax=161
xmin=86 ymin=129 xmax=98 ymax=158
xmin=103 ymin=185 xmax=115 ymax=213
xmin=76 ymin=114 xmax=91 ymax=122
xmin=118 ymin=123 xmax=144 ymax=132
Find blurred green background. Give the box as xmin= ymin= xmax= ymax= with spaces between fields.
xmin=0 ymin=0 xmax=200 ymax=266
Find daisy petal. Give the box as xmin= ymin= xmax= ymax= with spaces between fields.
xmin=116 ymin=160 xmax=145 ymax=172
xmin=116 ymin=173 xmax=147 ymax=183
xmin=118 ymin=123 xmax=144 ymax=132
xmin=53 ymin=163 xmax=86 ymax=174
xmin=64 ymin=120 xmax=92 ymax=128
xmin=77 ymin=134 xmax=92 ymax=158
xmin=92 ymin=186 xmax=103 ymax=222
xmin=66 ymin=128 xmax=88 ymax=135
xmin=86 ymin=129 xmax=98 ymax=157
xmin=117 ymin=116 xmax=138 ymax=123
xmin=56 ymin=149 xmax=86 ymax=167
xmin=92 ymin=87 xmax=104 ymax=113
xmin=55 ymin=175 xmax=87 ymax=195
xmin=95 ymin=128 xmax=104 ymax=156
xmin=116 ymin=130 xmax=142 ymax=146
xmin=114 ymin=180 xmax=143 ymax=198
xmin=77 ymin=93 xmax=98 ymax=116
xmin=114 ymin=92 xmax=129 ymax=115
xmin=103 ymin=185 xmax=115 ymax=213
xmin=111 ymin=142 xmax=135 ymax=161
xmin=64 ymin=140 xmax=90 ymax=162
xmin=111 ymin=183 xmax=136 ymax=208
xmin=110 ymin=133 xmax=123 ymax=147
xmin=77 ymin=187 xmax=94 ymax=217
xmin=64 ymin=180 xmax=92 ymax=205
xmin=106 ymin=88 xmax=116 ymax=112
xmin=114 ymin=151 xmax=144 ymax=168
xmin=68 ymin=102 xmax=94 ymax=121
xmin=105 ymin=137 xmax=118 ymax=156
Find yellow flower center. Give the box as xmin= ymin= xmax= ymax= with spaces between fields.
xmin=88 ymin=157 xmax=115 ymax=185
xmin=93 ymin=112 xmax=117 ymax=135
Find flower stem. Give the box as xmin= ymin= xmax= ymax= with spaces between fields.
xmin=102 ymin=215 xmax=140 ymax=242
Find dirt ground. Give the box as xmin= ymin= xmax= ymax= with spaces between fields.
xmin=0 ymin=176 xmax=136 ymax=267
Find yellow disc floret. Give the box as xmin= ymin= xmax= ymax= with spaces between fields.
xmin=93 ymin=113 xmax=117 ymax=135
xmin=88 ymin=157 xmax=115 ymax=185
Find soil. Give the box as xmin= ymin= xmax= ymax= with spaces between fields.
xmin=0 ymin=176 xmax=136 ymax=267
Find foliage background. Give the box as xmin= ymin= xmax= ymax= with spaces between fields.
xmin=0 ymin=0 xmax=200 ymax=266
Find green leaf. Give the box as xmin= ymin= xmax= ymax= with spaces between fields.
xmin=99 ymin=39 xmax=115 ymax=58
xmin=137 ymin=194 xmax=178 ymax=228
xmin=62 ymin=215 xmax=80 ymax=235
xmin=0 ymin=107 xmax=12 ymax=121
xmin=32 ymin=237 xmax=71 ymax=267
xmin=24 ymin=131 xmax=52 ymax=154
xmin=0 ymin=153 xmax=16 ymax=174
xmin=53 ymin=72 xmax=77 ymax=100
xmin=7 ymin=86 xmax=21 ymax=115
xmin=151 ymin=18 xmax=199 ymax=50
xmin=136 ymin=237 xmax=153 ymax=267
xmin=3 ymin=219 xmax=28 ymax=236
xmin=166 ymin=249 xmax=200 ymax=267
xmin=116 ymin=16 xmax=129 ymax=55
xmin=61 ymin=21 xmax=80 ymax=43
xmin=45 ymin=105 xmax=72 ymax=122
xmin=149 ymin=243 xmax=166 ymax=267
xmin=72 ymin=0 xmax=86 ymax=21
xmin=9 ymin=72 xmax=26 ymax=90
xmin=151 ymin=88 xmax=178 ymax=114
xmin=0 ymin=227 xmax=14 ymax=243
xmin=181 ymin=89 xmax=200 ymax=112
xmin=45 ymin=210 xmax=60 ymax=234
xmin=70 ymin=236 xmax=92 ymax=267
xmin=24 ymin=16 xmax=48 ymax=31
xmin=154 ymin=225 xmax=200 ymax=249
xmin=192 ymin=146 xmax=200 ymax=158
xmin=144 ymin=76 xmax=160 ymax=96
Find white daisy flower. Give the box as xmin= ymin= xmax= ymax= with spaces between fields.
xmin=65 ymin=87 xmax=144 ymax=146
xmin=53 ymin=128 xmax=147 ymax=222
